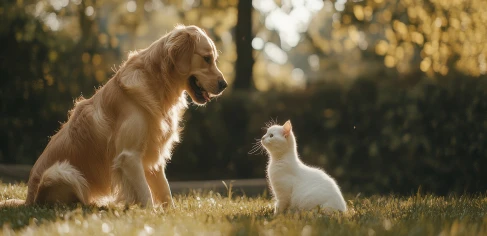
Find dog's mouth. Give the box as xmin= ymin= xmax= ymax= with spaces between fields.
xmin=189 ymin=76 xmax=211 ymax=104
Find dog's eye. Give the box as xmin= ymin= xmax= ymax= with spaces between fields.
xmin=203 ymin=56 xmax=212 ymax=64
xmin=270 ymin=134 xmax=273 ymax=138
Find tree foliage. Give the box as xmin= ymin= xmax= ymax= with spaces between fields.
xmin=336 ymin=0 xmax=487 ymax=77
xmin=253 ymin=0 xmax=487 ymax=91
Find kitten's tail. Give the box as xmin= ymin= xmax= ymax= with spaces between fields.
xmin=320 ymin=196 xmax=348 ymax=212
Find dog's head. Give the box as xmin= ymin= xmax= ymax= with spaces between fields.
xmin=164 ymin=25 xmax=227 ymax=105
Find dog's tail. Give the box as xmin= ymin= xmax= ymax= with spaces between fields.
xmin=0 ymin=161 xmax=89 ymax=206
xmin=33 ymin=161 xmax=89 ymax=204
xmin=34 ymin=161 xmax=88 ymax=204
xmin=0 ymin=161 xmax=88 ymax=207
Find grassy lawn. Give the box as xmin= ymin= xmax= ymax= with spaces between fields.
xmin=1 ymin=183 xmax=486 ymax=235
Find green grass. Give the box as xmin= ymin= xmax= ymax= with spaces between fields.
xmin=1 ymin=183 xmax=487 ymax=235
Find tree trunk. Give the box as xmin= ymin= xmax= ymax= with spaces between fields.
xmin=233 ymin=0 xmax=254 ymax=90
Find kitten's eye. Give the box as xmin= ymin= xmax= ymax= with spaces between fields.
xmin=203 ymin=56 xmax=212 ymax=64
xmin=270 ymin=134 xmax=273 ymax=138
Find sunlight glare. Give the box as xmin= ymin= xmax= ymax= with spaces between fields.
xmin=252 ymin=0 xmax=278 ymax=14
xmin=260 ymin=0 xmax=326 ymax=50
xmin=308 ymin=54 xmax=320 ymax=71
xmin=85 ymin=6 xmax=94 ymax=16
xmin=252 ymin=37 xmax=265 ymax=50
xmin=323 ymin=0 xmax=333 ymax=12
xmin=264 ymin=43 xmax=288 ymax=65
xmin=290 ymin=6 xmax=311 ymax=32
xmin=279 ymin=31 xmax=300 ymax=50
xmin=265 ymin=8 xmax=286 ymax=30
xmin=357 ymin=31 xmax=368 ymax=50
xmin=127 ymin=1 xmax=137 ymax=13
xmin=45 ymin=13 xmax=60 ymax=31
xmin=291 ymin=68 xmax=305 ymax=81
xmin=35 ymin=2 xmax=45 ymax=17
xmin=305 ymin=0 xmax=324 ymax=12
xmin=291 ymin=68 xmax=306 ymax=88
xmin=335 ymin=0 xmax=346 ymax=11
xmin=266 ymin=9 xmax=302 ymax=49
xmin=335 ymin=2 xmax=345 ymax=12
xmin=291 ymin=0 xmax=304 ymax=8
xmin=50 ymin=0 xmax=69 ymax=11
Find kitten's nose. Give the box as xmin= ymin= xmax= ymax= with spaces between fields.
xmin=218 ymin=77 xmax=228 ymax=93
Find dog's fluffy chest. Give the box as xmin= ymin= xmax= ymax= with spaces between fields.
xmin=143 ymin=100 xmax=186 ymax=168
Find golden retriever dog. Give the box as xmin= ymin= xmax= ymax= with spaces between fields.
xmin=1 ymin=24 xmax=227 ymax=207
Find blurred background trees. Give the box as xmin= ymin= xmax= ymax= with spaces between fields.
xmin=1 ymin=0 xmax=486 ymax=195
xmin=234 ymin=0 xmax=254 ymax=90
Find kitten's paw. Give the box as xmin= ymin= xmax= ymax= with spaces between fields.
xmin=274 ymin=206 xmax=287 ymax=215
xmin=275 ymin=201 xmax=289 ymax=215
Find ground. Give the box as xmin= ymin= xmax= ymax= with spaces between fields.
xmin=0 ymin=183 xmax=486 ymax=235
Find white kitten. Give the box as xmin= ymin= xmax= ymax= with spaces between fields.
xmin=259 ymin=120 xmax=347 ymax=214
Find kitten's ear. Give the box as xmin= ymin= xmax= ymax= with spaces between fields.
xmin=283 ymin=120 xmax=292 ymax=138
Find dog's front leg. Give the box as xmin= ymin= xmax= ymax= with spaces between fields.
xmin=145 ymin=167 xmax=174 ymax=208
xmin=112 ymin=112 xmax=153 ymax=207
xmin=113 ymin=151 xmax=153 ymax=207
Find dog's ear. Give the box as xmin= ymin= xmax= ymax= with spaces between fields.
xmin=283 ymin=120 xmax=292 ymax=138
xmin=167 ymin=28 xmax=196 ymax=75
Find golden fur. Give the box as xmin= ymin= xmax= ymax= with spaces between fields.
xmin=1 ymin=25 xmax=227 ymax=207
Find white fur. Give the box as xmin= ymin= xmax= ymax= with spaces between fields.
xmin=262 ymin=122 xmax=347 ymax=214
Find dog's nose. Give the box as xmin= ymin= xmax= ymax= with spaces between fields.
xmin=218 ymin=78 xmax=228 ymax=92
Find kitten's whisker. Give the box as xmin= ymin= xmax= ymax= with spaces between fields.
xmin=267 ymin=117 xmax=278 ymax=127
xmin=251 ymin=141 xmax=262 ymax=148
xmin=266 ymin=117 xmax=278 ymax=128
xmin=249 ymin=142 xmax=260 ymax=149
xmin=248 ymin=141 xmax=264 ymax=155
xmin=250 ymin=141 xmax=260 ymax=146
xmin=248 ymin=146 xmax=261 ymax=154
xmin=264 ymin=121 xmax=270 ymax=128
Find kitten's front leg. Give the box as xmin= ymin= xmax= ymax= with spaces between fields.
xmin=274 ymin=199 xmax=290 ymax=215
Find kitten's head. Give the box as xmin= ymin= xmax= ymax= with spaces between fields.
xmin=261 ymin=120 xmax=294 ymax=156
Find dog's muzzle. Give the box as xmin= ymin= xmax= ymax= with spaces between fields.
xmin=217 ymin=77 xmax=228 ymax=93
